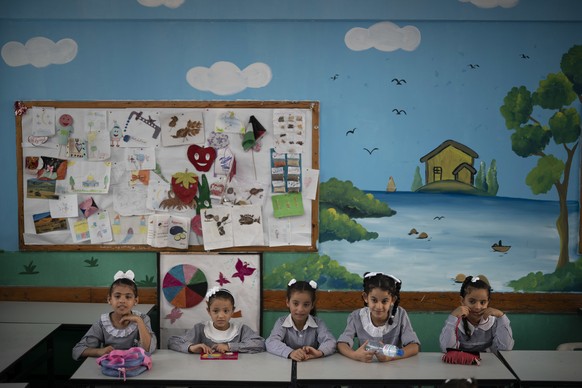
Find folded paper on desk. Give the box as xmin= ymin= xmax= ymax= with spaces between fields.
xmin=201 ymin=352 xmax=239 ymax=360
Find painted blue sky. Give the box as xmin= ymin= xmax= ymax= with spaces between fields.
xmin=1 ymin=0 xmax=581 ymax=250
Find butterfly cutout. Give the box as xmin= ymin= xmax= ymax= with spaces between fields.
xmin=231 ymin=258 xmax=256 ymax=283
xmin=216 ymin=272 xmax=231 ymax=286
xmin=164 ymin=307 xmax=183 ymax=324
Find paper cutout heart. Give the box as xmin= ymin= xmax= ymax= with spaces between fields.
xmin=28 ymin=136 xmax=49 ymax=146
xmin=187 ymin=145 xmax=217 ymax=172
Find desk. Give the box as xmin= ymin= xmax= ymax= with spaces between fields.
xmin=500 ymin=350 xmax=582 ymax=386
xmin=0 ymin=301 xmax=155 ymax=325
xmin=70 ymin=349 xmax=292 ymax=386
xmin=297 ymin=352 xmax=516 ymax=386
xmin=0 ymin=323 xmax=59 ymax=382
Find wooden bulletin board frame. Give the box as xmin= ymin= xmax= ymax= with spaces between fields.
xmin=16 ymin=101 xmax=319 ymax=252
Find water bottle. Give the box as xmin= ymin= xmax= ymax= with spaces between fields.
xmin=365 ymin=341 xmax=404 ymax=357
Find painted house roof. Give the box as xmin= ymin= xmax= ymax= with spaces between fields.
xmin=419 ymin=139 xmax=479 ymax=162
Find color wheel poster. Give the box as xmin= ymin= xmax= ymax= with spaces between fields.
xmin=159 ymin=253 xmax=261 ymax=348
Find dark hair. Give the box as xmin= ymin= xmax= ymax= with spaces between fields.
xmin=460 ymin=275 xmax=492 ymax=338
xmin=108 ymin=278 xmax=138 ymax=298
xmin=362 ymin=272 xmax=401 ymax=325
xmin=441 ymin=378 xmax=478 ymax=388
xmin=460 ymin=275 xmax=491 ymax=299
xmin=287 ymin=280 xmax=317 ymax=316
xmin=207 ymin=289 xmax=235 ymax=307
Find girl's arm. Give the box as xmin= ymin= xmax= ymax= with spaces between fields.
xmin=337 ymin=341 xmax=375 ymax=363
xmin=72 ymin=322 xmax=107 ymax=360
xmin=229 ymin=325 xmax=266 ymax=353
xmin=121 ymin=312 xmax=156 ymax=353
xmin=314 ymin=319 xmax=337 ymax=356
xmin=439 ymin=315 xmax=460 ymax=352
xmin=491 ymin=314 xmax=514 ymax=351
xmin=167 ymin=323 xmax=204 ymax=353
xmin=265 ymin=320 xmax=294 ymax=358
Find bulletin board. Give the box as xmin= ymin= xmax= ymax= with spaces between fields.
xmin=158 ymin=252 xmax=261 ymax=348
xmin=16 ymin=101 xmax=319 ymax=252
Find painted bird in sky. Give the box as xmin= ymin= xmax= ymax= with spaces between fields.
xmin=391 ymin=78 xmax=406 ymax=85
xmin=346 ymin=127 xmax=356 ymax=136
xmin=364 ymin=147 xmax=379 ymax=154
xmin=392 ymin=109 xmax=407 ymax=115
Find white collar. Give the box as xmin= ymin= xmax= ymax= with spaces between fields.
xmin=203 ymin=320 xmax=241 ymax=343
xmin=459 ymin=316 xmax=496 ymax=333
xmin=101 ymin=311 xmax=140 ymax=338
xmin=359 ymin=307 xmax=395 ymax=337
xmin=282 ymin=314 xmax=318 ymax=330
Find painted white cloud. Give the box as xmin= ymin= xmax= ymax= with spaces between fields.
xmin=459 ymin=0 xmax=519 ymax=8
xmin=137 ymin=0 xmax=184 ymax=8
xmin=186 ymin=61 xmax=272 ymax=96
xmin=345 ymin=21 xmax=421 ymax=52
xmin=2 ymin=37 xmax=78 ymax=68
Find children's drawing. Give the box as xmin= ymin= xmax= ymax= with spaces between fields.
xmin=65 ymin=160 xmax=111 ymax=194
xmin=111 ymin=212 xmax=147 ymax=245
xmin=113 ymin=182 xmax=152 ymax=216
xmin=268 ymin=218 xmax=291 ymax=247
xmin=125 ymin=147 xmax=155 ymax=170
xmin=68 ymin=217 xmax=90 ymax=243
xmin=66 ymin=137 xmax=86 ymax=159
xmin=160 ymin=111 xmax=205 ymax=146
xmin=49 ymin=194 xmax=78 ymax=218
xmin=272 ymin=109 xmax=305 ymax=153
xmin=302 ymin=168 xmax=319 ymax=200
xmin=109 ymin=120 xmax=123 ymax=147
xmin=147 ymin=214 xmax=190 ymax=249
xmin=272 ymin=192 xmax=304 ymax=218
xmin=25 ymin=156 xmax=40 ymax=174
xmin=86 ymin=128 xmax=111 ymax=161
xmin=56 ymin=113 xmax=73 ymax=146
xmin=33 ymin=211 xmax=68 ymax=234
xmin=201 ymin=206 xmax=234 ymax=250
xmin=87 ymin=210 xmax=113 ymax=244
xmin=215 ymin=111 xmax=245 ymax=134
xmin=207 ymin=131 xmax=229 ymax=149
xmin=31 ymin=107 xmax=55 ymax=136
xmin=214 ymin=147 xmax=235 ymax=177
xmin=129 ymin=170 xmax=150 ymax=187
xmin=108 ymin=109 xmax=161 ymax=148
xmin=232 ymin=204 xmax=264 ymax=247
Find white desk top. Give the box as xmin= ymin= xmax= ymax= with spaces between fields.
xmin=0 ymin=322 xmax=60 ymax=374
xmin=297 ymin=352 xmax=516 ymax=385
xmin=500 ymin=350 xmax=582 ymax=384
xmin=0 ymin=301 xmax=155 ymax=325
xmin=70 ymin=349 xmax=292 ymax=385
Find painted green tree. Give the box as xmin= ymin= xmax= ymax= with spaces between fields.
xmin=411 ymin=166 xmax=423 ymax=191
xmin=500 ymin=44 xmax=581 ymax=270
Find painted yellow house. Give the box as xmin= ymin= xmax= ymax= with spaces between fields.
xmin=419 ymin=139 xmax=479 ymax=185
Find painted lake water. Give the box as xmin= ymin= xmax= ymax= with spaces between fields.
xmin=318 ymin=192 xmax=580 ymax=292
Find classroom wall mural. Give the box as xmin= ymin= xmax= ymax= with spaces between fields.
xmin=1 ymin=0 xmax=581 ymax=293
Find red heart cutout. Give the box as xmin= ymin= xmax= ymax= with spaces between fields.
xmin=187 ymin=145 xmax=217 ymax=172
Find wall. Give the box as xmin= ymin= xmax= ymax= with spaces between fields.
xmin=1 ymin=0 xmax=582 ymax=358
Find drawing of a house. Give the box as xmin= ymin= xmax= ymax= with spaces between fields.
xmin=420 ymin=139 xmax=479 ymax=185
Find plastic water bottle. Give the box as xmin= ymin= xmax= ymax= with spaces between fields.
xmin=365 ymin=341 xmax=405 ymax=357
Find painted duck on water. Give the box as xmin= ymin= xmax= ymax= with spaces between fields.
xmin=491 ymin=240 xmax=511 ymax=253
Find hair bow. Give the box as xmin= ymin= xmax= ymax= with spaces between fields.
xmin=130 ymin=170 xmax=150 ymax=185
xmin=114 ymin=270 xmax=135 ymax=282
xmin=309 ymin=280 xmax=318 ymax=289
xmin=471 ymin=276 xmax=480 ymax=282
xmin=205 ymin=286 xmax=220 ymax=301
xmin=364 ymin=272 xmax=401 ymax=283
xmin=287 ymin=279 xmax=297 ymax=287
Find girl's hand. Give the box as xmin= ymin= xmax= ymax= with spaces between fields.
xmin=289 ymin=348 xmax=307 ymax=362
xmin=97 ymin=345 xmax=115 ymax=357
xmin=213 ymin=343 xmax=230 ymax=354
xmin=119 ymin=313 xmax=142 ymax=325
xmin=302 ymin=346 xmax=324 ymax=360
xmin=451 ymin=306 xmax=470 ymax=317
xmin=188 ymin=343 xmax=213 ymax=354
xmin=482 ymin=307 xmax=504 ymax=319
xmin=355 ymin=341 xmax=376 ymax=363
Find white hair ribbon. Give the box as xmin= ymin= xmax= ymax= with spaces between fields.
xmin=309 ymin=280 xmax=318 ymax=289
xmin=113 ymin=270 xmax=135 ymax=282
xmin=287 ymin=279 xmax=297 ymax=287
xmin=364 ymin=272 xmax=401 ymax=284
xmin=471 ymin=276 xmax=480 ymax=282
xmin=205 ymin=286 xmax=220 ymax=301
xmin=386 ymin=273 xmax=401 ymax=284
